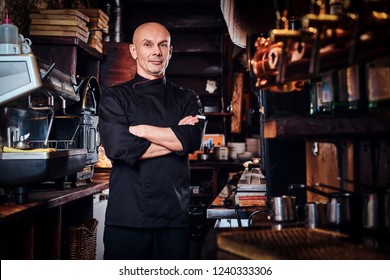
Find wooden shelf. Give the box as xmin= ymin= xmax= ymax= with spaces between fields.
xmin=263 ymin=113 xmax=390 ymax=139
xmin=280 ymin=35 xmax=390 ymax=83
xmin=30 ymin=36 xmax=103 ymax=60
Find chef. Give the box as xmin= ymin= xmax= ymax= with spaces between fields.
xmin=98 ymin=22 xmax=206 ymax=260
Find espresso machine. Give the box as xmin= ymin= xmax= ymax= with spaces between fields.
xmin=0 ymin=51 xmax=100 ymax=204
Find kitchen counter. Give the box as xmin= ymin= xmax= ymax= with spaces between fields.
xmin=0 ymin=172 xmax=109 ymax=225
xmin=0 ymin=170 xmax=110 ymax=259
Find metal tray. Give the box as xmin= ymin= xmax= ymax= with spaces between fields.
xmin=0 ymin=149 xmax=87 ymax=187
xmin=0 ymin=148 xmax=85 ymax=160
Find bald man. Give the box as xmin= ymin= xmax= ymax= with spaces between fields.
xmin=98 ymin=22 xmax=206 ymax=260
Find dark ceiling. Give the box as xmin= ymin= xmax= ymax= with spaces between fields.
xmin=98 ymin=0 xmax=310 ymax=43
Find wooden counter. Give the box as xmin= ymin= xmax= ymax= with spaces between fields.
xmin=0 ymin=171 xmax=110 ymax=260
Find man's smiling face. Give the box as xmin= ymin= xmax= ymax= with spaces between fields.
xmin=129 ymin=22 xmax=173 ymax=80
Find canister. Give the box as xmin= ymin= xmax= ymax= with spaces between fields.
xmin=213 ymin=146 xmax=229 ymax=161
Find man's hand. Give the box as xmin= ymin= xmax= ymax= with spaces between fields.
xmin=129 ymin=125 xmax=146 ymax=138
xmin=178 ymin=115 xmax=199 ymax=125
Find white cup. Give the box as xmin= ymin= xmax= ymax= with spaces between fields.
xmin=20 ymin=42 xmax=32 ymax=54
xmin=18 ymin=34 xmax=32 ymax=46
xmin=0 ymin=43 xmax=21 ymax=54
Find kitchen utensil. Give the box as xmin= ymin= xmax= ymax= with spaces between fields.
xmin=305 ymin=185 xmax=361 ymax=233
xmin=315 ymin=181 xmax=352 ymax=193
xmin=18 ymin=34 xmax=32 ymax=45
xmin=237 ymin=151 xmax=253 ymax=161
xmin=213 ymin=146 xmax=229 ymax=161
xmin=21 ymin=42 xmax=32 ymax=54
xmin=326 ymin=192 xmax=357 ymax=226
xmin=305 ymin=202 xmax=328 ymax=228
xmin=12 ymin=133 xmax=31 ymax=149
xmin=269 ymin=195 xmax=297 ymax=222
xmin=362 ymin=190 xmax=379 ymax=230
xmin=198 ymin=153 xmax=211 ymax=161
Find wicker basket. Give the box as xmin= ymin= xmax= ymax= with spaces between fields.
xmin=65 ymin=219 xmax=98 ymax=260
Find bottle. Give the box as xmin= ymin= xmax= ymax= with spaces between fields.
xmin=321 ymin=69 xmax=351 ymax=115
xmin=346 ymin=64 xmax=367 ymax=112
xmin=321 ymin=72 xmax=335 ymax=114
xmin=0 ymin=14 xmax=19 ymax=55
xmin=329 ymin=0 xmax=344 ymax=15
xmin=334 ymin=68 xmax=350 ymax=114
xmin=366 ymin=55 xmax=390 ymax=112
xmin=0 ymin=14 xmax=18 ymax=45
xmin=309 ymin=76 xmax=323 ymax=115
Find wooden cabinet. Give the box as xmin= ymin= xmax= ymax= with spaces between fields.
xmin=0 ymin=178 xmax=109 ymax=259
xmin=30 ymin=36 xmax=103 ymax=79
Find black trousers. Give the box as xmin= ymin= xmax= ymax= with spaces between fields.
xmin=103 ymin=225 xmax=190 ymax=260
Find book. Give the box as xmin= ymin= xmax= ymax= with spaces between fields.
xmin=237 ymin=196 xmax=267 ymax=207
xmin=235 ymin=190 xmax=267 ymax=207
xmin=235 ymin=191 xmax=267 ymax=197
xmin=237 ymin=167 xmax=266 ymax=191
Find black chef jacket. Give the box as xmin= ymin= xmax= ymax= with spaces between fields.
xmin=98 ymin=74 xmax=205 ymax=228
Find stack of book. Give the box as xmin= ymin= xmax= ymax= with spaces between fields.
xmin=236 ymin=167 xmax=267 ymax=207
xmin=235 ymin=191 xmax=267 ymax=207
xmin=78 ymin=9 xmax=109 ymax=53
xmin=29 ymin=9 xmax=90 ymax=43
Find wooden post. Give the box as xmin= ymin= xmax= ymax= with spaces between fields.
xmin=231 ymin=72 xmax=244 ymax=133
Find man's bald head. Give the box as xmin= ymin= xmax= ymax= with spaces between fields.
xmin=132 ymin=22 xmax=171 ymax=45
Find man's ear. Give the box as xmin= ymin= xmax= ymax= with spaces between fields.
xmin=168 ymin=46 xmax=173 ymax=59
xmin=129 ymin=44 xmax=137 ymax=60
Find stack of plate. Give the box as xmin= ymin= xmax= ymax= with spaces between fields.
xmin=227 ymin=142 xmax=246 ymax=160
xmin=246 ymin=137 xmax=261 ymax=156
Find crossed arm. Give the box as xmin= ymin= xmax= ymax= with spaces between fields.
xmin=129 ymin=115 xmax=199 ymax=159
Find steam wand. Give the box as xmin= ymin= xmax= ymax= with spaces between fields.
xmin=28 ymin=91 xmax=55 ymax=146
